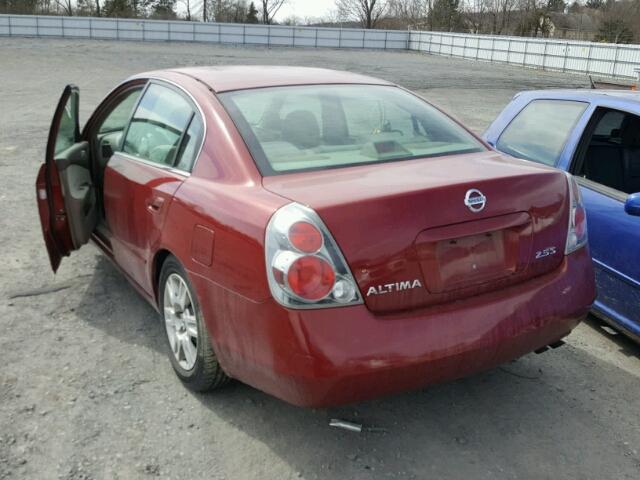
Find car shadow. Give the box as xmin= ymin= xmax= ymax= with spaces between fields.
xmin=583 ymin=314 xmax=640 ymax=358
xmin=188 ymin=345 xmax=640 ymax=479
xmin=75 ymin=256 xmax=640 ymax=479
xmin=75 ymin=255 xmax=165 ymax=354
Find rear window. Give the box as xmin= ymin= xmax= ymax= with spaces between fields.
xmin=219 ymin=85 xmax=485 ymax=175
xmin=496 ymin=99 xmax=588 ymax=166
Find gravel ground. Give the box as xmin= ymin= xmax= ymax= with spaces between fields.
xmin=0 ymin=38 xmax=639 ymax=480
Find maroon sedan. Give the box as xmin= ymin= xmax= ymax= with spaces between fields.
xmin=37 ymin=67 xmax=595 ymax=407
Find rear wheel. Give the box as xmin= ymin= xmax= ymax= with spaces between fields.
xmin=159 ymin=256 xmax=229 ymax=392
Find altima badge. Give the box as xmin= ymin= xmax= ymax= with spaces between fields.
xmin=464 ymin=189 xmax=486 ymax=212
xmin=367 ymin=279 xmax=423 ymax=296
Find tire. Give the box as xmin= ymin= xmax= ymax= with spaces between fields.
xmin=158 ymin=255 xmax=229 ymax=392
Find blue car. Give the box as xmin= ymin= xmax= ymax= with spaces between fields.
xmin=484 ymin=90 xmax=640 ymax=342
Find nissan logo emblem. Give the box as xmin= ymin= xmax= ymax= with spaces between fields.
xmin=464 ymin=189 xmax=486 ymax=212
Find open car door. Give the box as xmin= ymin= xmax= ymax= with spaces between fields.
xmin=36 ymin=85 xmax=97 ymax=272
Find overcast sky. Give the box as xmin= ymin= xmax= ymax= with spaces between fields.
xmin=275 ymin=0 xmax=337 ymax=21
xmin=172 ymin=1 xmax=337 ymax=22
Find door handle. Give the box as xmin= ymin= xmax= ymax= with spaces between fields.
xmin=146 ymin=196 xmax=165 ymax=213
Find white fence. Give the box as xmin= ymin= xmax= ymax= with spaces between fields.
xmin=0 ymin=14 xmax=409 ymax=49
xmin=410 ymin=31 xmax=640 ymax=80
xmin=2 ymin=14 xmax=640 ymax=79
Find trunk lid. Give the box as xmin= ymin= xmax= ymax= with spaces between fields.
xmin=262 ymin=151 xmax=569 ymax=313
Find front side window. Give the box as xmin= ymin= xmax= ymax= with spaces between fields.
xmin=574 ymin=108 xmax=640 ymax=195
xmin=123 ymin=83 xmax=195 ymax=167
xmin=99 ymin=88 xmax=142 ymax=135
xmin=55 ymin=89 xmax=79 ymax=155
xmin=219 ymin=85 xmax=484 ymax=175
xmin=497 ymin=99 xmax=588 ymax=166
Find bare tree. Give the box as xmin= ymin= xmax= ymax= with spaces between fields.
xmin=486 ymin=0 xmax=516 ymax=34
xmin=335 ymin=0 xmax=388 ymax=28
xmin=387 ymin=0 xmax=428 ymax=28
xmin=388 ymin=0 xmax=427 ymax=21
xmin=208 ymin=0 xmax=249 ymax=22
xmin=55 ymin=0 xmax=74 ymax=14
xmin=179 ymin=0 xmax=193 ymax=19
xmin=280 ymin=13 xmax=301 ymax=25
xmin=74 ymin=0 xmax=102 ymax=15
xmin=595 ymin=0 xmax=639 ymax=43
xmin=463 ymin=0 xmax=489 ymax=33
xmin=261 ymin=0 xmax=285 ymax=24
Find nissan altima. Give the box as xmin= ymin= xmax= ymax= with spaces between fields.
xmin=36 ymin=66 xmax=596 ymax=407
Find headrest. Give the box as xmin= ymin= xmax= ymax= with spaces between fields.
xmin=621 ymin=116 xmax=640 ymax=147
xmin=281 ymin=110 xmax=320 ymax=149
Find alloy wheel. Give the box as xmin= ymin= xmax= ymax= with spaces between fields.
xmin=163 ymin=273 xmax=198 ymax=371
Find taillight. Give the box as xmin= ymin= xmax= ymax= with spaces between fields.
xmin=288 ymin=221 xmax=323 ymax=253
xmin=265 ymin=203 xmax=363 ymax=308
xmin=564 ymin=173 xmax=588 ymax=254
xmin=287 ymin=256 xmax=335 ymax=299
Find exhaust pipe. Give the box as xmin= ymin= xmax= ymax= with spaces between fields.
xmin=534 ymin=340 xmax=565 ymax=354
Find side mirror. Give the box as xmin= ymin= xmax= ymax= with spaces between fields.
xmin=624 ymin=193 xmax=640 ymax=216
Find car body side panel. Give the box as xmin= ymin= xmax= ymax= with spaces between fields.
xmin=484 ymin=91 xmax=640 ymax=341
xmin=158 ymin=177 xmax=287 ymax=367
xmin=135 ymin=75 xmax=290 ymax=361
xmin=99 ymin=71 xmax=270 ymax=304
xmin=103 ymin=154 xmax=186 ymax=295
xmin=163 ymin=177 xmax=286 ymax=303
xmin=36 ymin=164 xmax=64 ymax=271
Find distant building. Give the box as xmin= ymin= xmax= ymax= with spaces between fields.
xmin=548 ymin=12 xmax=597 ymax=40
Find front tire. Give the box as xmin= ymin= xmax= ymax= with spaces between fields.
xmin=159 ymin=256 xmax=229 ymax=392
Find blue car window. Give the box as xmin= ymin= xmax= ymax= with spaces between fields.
xmin=575 ymin=108 xmax=640 ymax=195
xmin=593 ymin=110 xmax=625 ymax=138
xmin=497 ymin=100 xmax=588 ymax=166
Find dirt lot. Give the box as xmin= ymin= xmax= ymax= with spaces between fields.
xmin=1 ymin=38 xmax=639 ymax=480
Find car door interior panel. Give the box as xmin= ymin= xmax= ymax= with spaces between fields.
xmin=55 ymin=140 xmax=97 ymax=248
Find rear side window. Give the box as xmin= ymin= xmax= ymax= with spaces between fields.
xmin=123 ymin=83 xmax=197 ymax=169
xmin=219 ymin=84 xmax=484 ymax=175
xmin=175 ymin=115 xmax=204 ymax=172
xmin=497 ymin=100 xmax=588 ymax=166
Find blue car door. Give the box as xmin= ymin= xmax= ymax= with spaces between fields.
xmin=568 ymin=106 xmax=640 ymax=339
xmin=578 ymin=186 xmax=640 ymax=337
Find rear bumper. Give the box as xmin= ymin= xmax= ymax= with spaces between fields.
xmin=196 ymin=247 xmax=595 ymax=407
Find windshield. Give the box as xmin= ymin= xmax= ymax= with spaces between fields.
xmin=219 ymin=84 xmax=485 ymax=175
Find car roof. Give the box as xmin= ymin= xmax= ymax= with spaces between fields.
xmin=153 ymin=66 xmax=394 ymax=93
xmin=518 ymin=89 xmax=640 ymax=105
